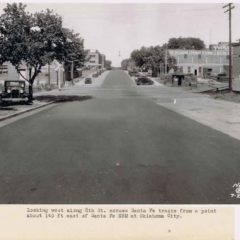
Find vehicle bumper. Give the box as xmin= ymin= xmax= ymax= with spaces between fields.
xmin=1 ymin=98 xmax=29 ymax=102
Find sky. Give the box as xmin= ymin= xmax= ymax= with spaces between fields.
xmin=1 ymin=1 xmax=240 ymax=66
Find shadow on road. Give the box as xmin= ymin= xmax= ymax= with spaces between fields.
xmin=35 ymin=95 xmax=93 ymax=103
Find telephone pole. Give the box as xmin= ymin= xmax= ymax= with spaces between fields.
xmin=165 ymin=45 xmax=168 ymax=74
xmin=223 ymin=3 xmax=234 ymax=91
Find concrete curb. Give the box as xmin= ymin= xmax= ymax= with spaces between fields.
xmin=0 ymin=101 xmax=55 ymax=122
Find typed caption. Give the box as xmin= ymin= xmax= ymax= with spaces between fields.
xmin=26 ymin=207 xmax=217 ymax=220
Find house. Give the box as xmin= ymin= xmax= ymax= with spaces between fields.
xmin=0 ymin=61 xmax=65 ymax=88
xmin=169 ymin=45 xmax=229 ymax=78
xmin=0 ymin=62 xmax=19 ymax=82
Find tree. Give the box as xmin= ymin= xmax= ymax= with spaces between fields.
xmin=130 ymin=45 xmax=176 ymax=76
xmin=121 ymin=58 xmax=130 ymax=70
xmin=0 ymin=3 xmax=84 ymax=98
xmin=62 ymin=28 xmax=85 ymax=80
xmin=167 ymin=37 xmax=205 ymax=50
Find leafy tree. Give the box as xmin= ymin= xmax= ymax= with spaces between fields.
xmin=130 ymin=47 xmax=151 ymax=68
xmin=121 ymin=58 xmax=130 ymax=70
xmin=62 ymin=28 xmax=85 ymax=80
xmin=0 ymin=3 xmax=84 ymax=98
xmin=130 ymin=45 xmax=176 ymax=76
xmin=0 ymin=3 xmax=32 ymax=71
xmin=167 ymin=37 xmax=205 ymax=50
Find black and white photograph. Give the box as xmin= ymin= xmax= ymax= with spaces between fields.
xmin=0 ymin=0 xmax=240 ymax=206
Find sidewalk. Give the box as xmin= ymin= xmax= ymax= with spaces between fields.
xmin=153 ymin=84 xmax=240 ymax=141
xmin=0 ymin=101 xmax=54 ymax=122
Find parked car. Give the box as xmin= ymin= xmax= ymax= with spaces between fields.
xmin=85 ymin=77 xmax=92 ymax=84
xmin=217 ymin=73 xmax=228 ymax=82
xmin=92 ymin=73 xmax=98 ymax=78
xmin=135 ymin=77 xmax=154 ymax=86
xmin=0 ymin=80 xmax=30 ymax=104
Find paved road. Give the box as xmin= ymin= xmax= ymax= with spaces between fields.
xmin=0 ymin=70 xmax=239 ymax=204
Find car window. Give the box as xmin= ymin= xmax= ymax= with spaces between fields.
xmin=5 ymin=82 xmax=24 ymax=87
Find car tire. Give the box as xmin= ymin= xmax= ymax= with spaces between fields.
xmin=26 ymin=98 xmax=32 ymax=105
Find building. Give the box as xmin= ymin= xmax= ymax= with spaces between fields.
xmin=169 ymin=48 xmax=229 ymax=78
xmin=0 ymin=61 xmax=65 ymax=89
xmin=232 ymin=42 xmax=240 ymax=91
xmin=100 ymin=54 xmax=106 ymax=69
xmin=85 ymin=50 xmax=106 ymax=69
xmin=232 ymin=43 xmax=240 ymax=78
xmin=209 ymin=42 xmax=229 ymax=51
xmin=0 ymin=62 xmax=19 ymax=82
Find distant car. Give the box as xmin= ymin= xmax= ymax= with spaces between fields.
xmin=135 ymin=72 xmax=142 ymax=77
xmin=85 ymin=77 xmax=92 ymax=84
xmin=135 ymin=77 xmax=154 ymax=86
xmin=147 ymin=70 xmax=152 ymax=76
xmin=217 ymin=73 xmax=228 ymax=82
xmin=92 ymin=73 xmax=98 ymax=78
xmin=128 ymin=71 xmax=138 ymax=77
xmin=0 ymin=80 xmax=30 ymax=104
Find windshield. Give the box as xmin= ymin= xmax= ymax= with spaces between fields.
xmin=5 ymin=82 xmax=25 ymax=88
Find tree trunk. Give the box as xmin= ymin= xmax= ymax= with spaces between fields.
xmin=28 ymin=68 xmax=33 ymax=102
xmin=29 ymin=84 xmax=33 ymax=101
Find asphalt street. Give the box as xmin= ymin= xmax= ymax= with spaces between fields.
xmin=0 ymin=70 xmax=239 ymax=204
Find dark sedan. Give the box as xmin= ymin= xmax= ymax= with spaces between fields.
xmin=135 ymin=77 xmax=154 ymax=86
xmin=85 ymin=77 xmax=92 ymax=84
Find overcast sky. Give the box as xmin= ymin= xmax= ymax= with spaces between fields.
xmin=1 ymin=2 xmax=240 ymax=66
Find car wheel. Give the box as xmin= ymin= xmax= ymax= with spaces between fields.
xmin=26 ymin=98 xmax=33 ymax=105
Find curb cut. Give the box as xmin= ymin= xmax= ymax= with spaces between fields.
xmin=0 ymin=101 xmax=55 ymax=122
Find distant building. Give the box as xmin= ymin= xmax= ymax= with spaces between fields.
xmin=209 ymin=42 xmax=229 ymax=51
xmin=169 ymin=48 xmax=229 ymax=78
xmin=85 ymin=50 xmax=106 ymax=69
xmin=100 ymin=54 xmax=106 ymax=69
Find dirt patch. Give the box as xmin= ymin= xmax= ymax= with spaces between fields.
xmin=34 ymin=95 xmax=93 ymax=103
xmin=202 ymin=90 xmax=240 ymax=103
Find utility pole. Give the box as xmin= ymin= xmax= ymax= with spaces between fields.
xmin=71 ymin=60 xmax=74 ymax=85
xmin=48 ymin=63 xmax=50 ymax=85
xmin=165 ymin=45 xmax=168 ymax=74
xmin=223 ymin=3 xmax=235 ymax=91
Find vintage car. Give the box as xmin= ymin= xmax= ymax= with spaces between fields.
xmin=0 ymin=80 xmax=30 ymax=104
xmin=128 ymin=70 xmax=138 ymax=77
xmin=92 ymin=73 xmax=98 ymax=78
xmin=85 ymin=77 xmax=92 ymax=84
xmin=135 ymin=77 xmax=154 ymax=86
